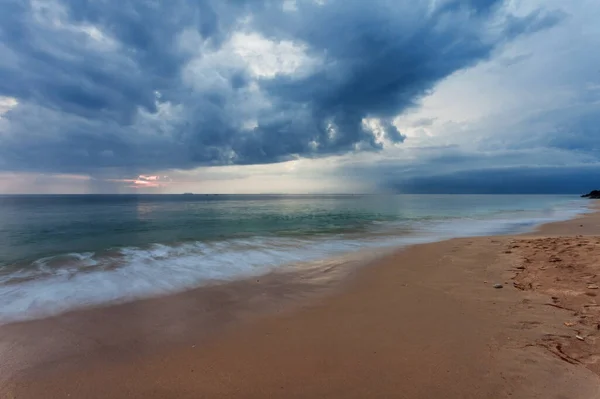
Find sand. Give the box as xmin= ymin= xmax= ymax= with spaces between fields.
xmin=2 ymin=203 xmax=600 ymax=398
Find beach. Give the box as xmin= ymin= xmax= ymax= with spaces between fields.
xmin=2 ymin=203 xmax=600 ymax=398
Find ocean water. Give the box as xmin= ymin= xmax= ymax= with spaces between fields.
xmin=0 ymin=194 xmax=588 ymax=323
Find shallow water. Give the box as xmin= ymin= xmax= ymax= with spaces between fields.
xmin=0 ymin=194 xmax=588 ymax=322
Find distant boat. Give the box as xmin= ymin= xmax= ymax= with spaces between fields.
xmin=182 ymin=193 xmax=194 ymax=195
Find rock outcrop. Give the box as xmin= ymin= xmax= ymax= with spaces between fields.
xmin=581 ymin=190 xmax=600 ymax=199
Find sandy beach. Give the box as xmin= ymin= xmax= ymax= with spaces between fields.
xmin=2 ymin=204 xmax=600 ymax=398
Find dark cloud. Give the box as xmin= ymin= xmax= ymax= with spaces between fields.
xmin=391 ymin=166 xmax=600 ymax=194
xmin=333 ymin=136 xmax=600 ymax=194
xmin=0 ymin=0 xmax=564 ymax=174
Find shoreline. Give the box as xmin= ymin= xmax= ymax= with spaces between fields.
xmin=0 ymin=197 xmax=588 ymax=326
xmin=2 ymin=201 xmax=600 ymax=398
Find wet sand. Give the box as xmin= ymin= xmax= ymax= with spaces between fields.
xmin=2 ymin=203 xmax=600 ymax=398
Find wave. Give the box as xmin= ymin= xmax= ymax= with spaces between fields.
xmin=0 ymin=199 xmax=588 ymax=324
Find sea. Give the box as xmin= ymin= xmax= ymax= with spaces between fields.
xmin=0 ymin=194 xmax=589 ymax=324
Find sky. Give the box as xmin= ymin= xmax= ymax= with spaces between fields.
xmin=0 ymin=0 xmax=598 ymax=194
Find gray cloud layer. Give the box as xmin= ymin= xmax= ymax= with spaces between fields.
xmin=0 ymin=0 xmax=562 ymax=175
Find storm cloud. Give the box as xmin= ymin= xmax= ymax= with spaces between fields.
xmin=0 ymin=0 xmax=564 ymax=175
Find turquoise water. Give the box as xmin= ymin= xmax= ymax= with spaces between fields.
xmin=0 ymin=194 xmax=588 ymax=322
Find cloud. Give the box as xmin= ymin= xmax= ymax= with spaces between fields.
xmin=0 ymin=171 xmax=93 ymax=194
xmin=0 ymin=0 xmax=564 ymax=175
xmin=107 ymin=174 xmax=172 ymax=189
xmin=410 ymin=118 xmax=437 ymax=128
xmin=328 ymin=128 xmax=600 ymax=194
xmin=0 ymin=96 xmax=18 ymax=118
xmin=393 ymin=165 xmax=600 ymax=194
